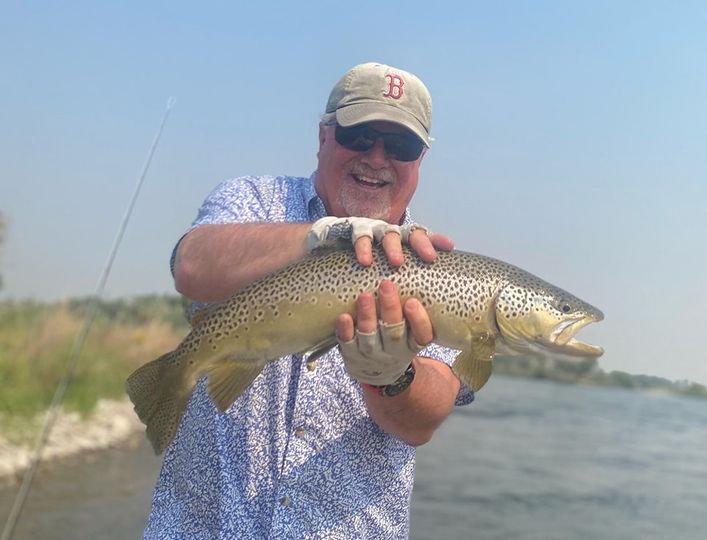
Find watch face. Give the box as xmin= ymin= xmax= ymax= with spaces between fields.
xmin=383 ymin=364 xmax=416 ymax=397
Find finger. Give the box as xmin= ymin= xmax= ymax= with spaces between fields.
xmin=403 ymin=298 xmax=434 ymax=346
xmin=408 ymin=231 xmax=455 ymax=263
xmin=429 ymin=232 xmax=455 ymax=252
xmin=354 ymin=236 xmax=373 ymax=266
xmin=355 ymin=292 xmax=378 ymax=333
xmin=380 ymin=232 xmax=404 ymax=266
xmin=378 ymin=280 xmax=403 ymax=324
xmin=408 ymin=229 xmax=437 ymax=262
xmin=335 ymin=313 xmax=355 ymax=342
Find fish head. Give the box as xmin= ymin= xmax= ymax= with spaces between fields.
xmin=494 ymin=277 xmax=604 ymax=360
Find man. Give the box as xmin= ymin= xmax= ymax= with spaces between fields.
xmin=144 ymin=62 xmax=473 ymax=539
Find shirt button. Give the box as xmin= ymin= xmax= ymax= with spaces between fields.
xmin=306 ymin=358 xmax=317 ymax=371
xmin=280 ymin=495 xmax=291 ymax=507
xmin=294 ymin=427 xmax=306 ymax=438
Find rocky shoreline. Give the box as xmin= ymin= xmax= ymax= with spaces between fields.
xmin=0 ymin=399 xmax=145 ymax=483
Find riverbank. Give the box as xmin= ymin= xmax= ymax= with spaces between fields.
xmin=2 ymin=377 xmax=705 ymax=540
xmin=0 ymin=399 xmax=144 ymax=484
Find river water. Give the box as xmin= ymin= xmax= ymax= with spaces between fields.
xmin=411 ymin=376 xmax=707 ymax=540
xmin=2 ymin=375 xmax=706 ymax=539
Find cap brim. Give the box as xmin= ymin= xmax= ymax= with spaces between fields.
xmin=336 ymin=103 xmax=431 ymax=147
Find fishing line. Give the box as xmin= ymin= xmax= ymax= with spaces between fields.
xmin=1 ymin=96 xmax=176 ymax=540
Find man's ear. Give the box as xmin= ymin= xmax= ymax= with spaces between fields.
xmin=317 ymin=124 xmax=328 ymax=159
xmin=318 ymin=124 xmax=327 ymax=147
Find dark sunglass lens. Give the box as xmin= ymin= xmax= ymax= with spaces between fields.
xmin=335 ymin=124 xmax=424 ymax=161
xmin=383 ymin=134 xmax=424 ymax=161
xmin=335 ymin=125 xmax=375 ymax=152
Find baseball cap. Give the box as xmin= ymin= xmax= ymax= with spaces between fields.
xmin=325 ymin=62 xmax=433 ymax=147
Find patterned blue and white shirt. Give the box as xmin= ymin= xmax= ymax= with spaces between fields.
xmin=144 ymin=174 xmax=474 ymax=539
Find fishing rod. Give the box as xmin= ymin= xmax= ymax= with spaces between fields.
xmin=1 ymin=96 xmax=176 ymax=540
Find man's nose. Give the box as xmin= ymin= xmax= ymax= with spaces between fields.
xmin=360 ymin=138 xmax=389 ymax=167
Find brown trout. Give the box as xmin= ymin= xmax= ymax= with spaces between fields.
xmin=127 ymin=245 xmax=603 ymax=454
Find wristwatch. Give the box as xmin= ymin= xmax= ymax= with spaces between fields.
xmin=363 ymin=363 xmax=416 ymax=397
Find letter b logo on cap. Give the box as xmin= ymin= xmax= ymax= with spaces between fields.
xmin=383 ymin=74 xmax=404 ymax=99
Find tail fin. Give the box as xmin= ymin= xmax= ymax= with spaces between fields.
xmin=126 ymin=350 xmax=193 ymax=454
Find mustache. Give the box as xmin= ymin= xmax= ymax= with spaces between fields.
xmin=346 ymin=161 xmax=396 ymax=183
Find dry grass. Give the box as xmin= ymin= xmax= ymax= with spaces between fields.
xmin=0 ymin=297 xmax=189 ymax=431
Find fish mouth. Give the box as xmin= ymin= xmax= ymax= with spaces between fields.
xmin=542 ymin=315 xmax=604 ymax=357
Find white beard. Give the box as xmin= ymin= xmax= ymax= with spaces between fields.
xmin=336 ymin=181 xmax=392 ymax=220
xmin=337 ymin=161 xmax=396 ymax=219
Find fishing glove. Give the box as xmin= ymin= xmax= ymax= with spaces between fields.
xmin=338 ymin=320 xmax=424 ymax=386
xmin=306 ymin=216 xmax=428 ymax=251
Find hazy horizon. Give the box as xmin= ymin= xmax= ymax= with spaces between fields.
xmin=1 ymin=2 xmax=706 ymax=384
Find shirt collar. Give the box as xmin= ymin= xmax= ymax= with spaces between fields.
xmin=305 ymin=172 xmax=327 ymax=220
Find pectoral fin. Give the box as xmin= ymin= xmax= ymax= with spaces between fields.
xmin=452 ymin=334 xmax=496 ymax=391
xmin=205 ymin=357 xmax=267 ymax=412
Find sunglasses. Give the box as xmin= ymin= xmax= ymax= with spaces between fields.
xmin=334 ymin=124 xmax=425 ymax=162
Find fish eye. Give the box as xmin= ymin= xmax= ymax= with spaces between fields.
xmin=554 ymin=297 xmax=574 ymax=314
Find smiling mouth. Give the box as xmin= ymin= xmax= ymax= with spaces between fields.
xmin=352 ymin=174 xmax=390 ymax=188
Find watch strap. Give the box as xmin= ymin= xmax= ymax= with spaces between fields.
xmin=361 ymin=363 xmax=416 ymax=397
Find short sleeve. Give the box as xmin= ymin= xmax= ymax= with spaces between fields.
xmin=192 ymin=177 xmax=273 ymax=226
xmin=170 ymin=177 xmax=280 ymax=275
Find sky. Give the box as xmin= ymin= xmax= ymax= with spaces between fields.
xmin=1 ymin=1 xmax=706 ymax=384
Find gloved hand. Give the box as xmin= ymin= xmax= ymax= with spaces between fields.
xmin=306 ymin=216 xmax=427 ymax=252
xmin=338 ymin=320 xmax=423 ymax=386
